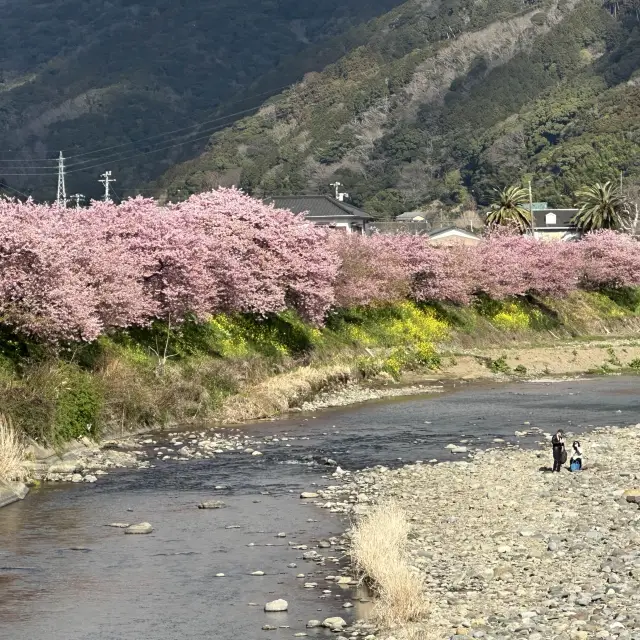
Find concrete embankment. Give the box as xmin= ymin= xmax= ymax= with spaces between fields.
xmin=0 ymin=478 xmax=28 ymax=508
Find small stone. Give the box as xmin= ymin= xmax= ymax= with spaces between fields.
xmin=71 ymin=474 xmax=83 ymax=483
xmin=198 ymin=500 xmax=226 ymax=509
xmin=264 ymin=599 xmax=288 ymax=612
xmin=287 ymin=563 xmax=297 ymax=568
xmin=124 ymin=522 xmax=153 ymax=534
xmin=251 ymin=571 xmax=265 ymax=576
xmin=276 ymin=532 xmax=286 ymax=538
xmin=306 ymin=620 xmax=322 ymax=628
xmin=300 ymin=492 xmax=319 ymax=499
xmin=215 ymin=573 xmax=225 ymax=577
xmin=106 ymin=522 xmax=130 ymax=528
xmin=623 ymin=489 xmax=640 ymax=503
xmin=83 ymin=475 xmax=97 ymax=483
xmin=252 ymin=451 xmax=263 ymax=456
xmin=342 ymin=602 xmax=353 ymax=608
xmin=262 ymin=624 xmax=277 ymax=631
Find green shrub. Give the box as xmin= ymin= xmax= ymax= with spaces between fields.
xmin=54 ymin=365 xmax=103 ymax=442
xmin=514 ymin=364 xmax=528 ymax=374
xmin=606 ymin=347 xmax=622 ymax=367
xmin=628 ymin=358 xmax=640 ymax=370
xmin=489 ymin=355 xmax=511 ymax=374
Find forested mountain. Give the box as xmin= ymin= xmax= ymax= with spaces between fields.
xmin=0 ymin=0 xmax=405 ymax=201
xmin=156 ymin=0 xmax=640 ymax=218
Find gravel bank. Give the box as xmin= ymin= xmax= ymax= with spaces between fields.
xmin=316 ymin=424 xmax=640 ymax=640
xmin=298 ymin=382 xmax=444 ymax=412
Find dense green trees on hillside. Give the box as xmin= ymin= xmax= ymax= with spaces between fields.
xmin=158 ymin=0 xmax=640 ymax=220
xmin=0 ymin=0 xmax=406 ymax=201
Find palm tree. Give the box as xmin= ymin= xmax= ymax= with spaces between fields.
xmin=485 ymin=186 xmax=532 ymax=232
xmin=572 ymin=181 xmax=630 ymax=232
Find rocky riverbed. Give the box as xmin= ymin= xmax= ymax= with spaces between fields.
xmin=28 ymin=427 xmax=325 ymax=484
xmin=315 ymin=424 xmax=640 ymax=640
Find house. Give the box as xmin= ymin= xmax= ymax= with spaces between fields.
xmin=531 ymin=208 xmax=581 ymax=241
xmin=428 ymin=226 xmax=482 ymax=246
xmin=267 ymin=195 xmax=373 ymax=234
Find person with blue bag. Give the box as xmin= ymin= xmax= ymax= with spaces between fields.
xmin=570 ymin=441 xmax=583 ymax=472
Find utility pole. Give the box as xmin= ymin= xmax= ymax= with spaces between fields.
xmin=56 ymin=151 xmax=67 ymax=208
xmin=70 ymin=193 xmax=84 ymax=209
xmin=528 ymin=180 xmax=535 ymax=237
xmin=329 ymin=181 xmax=349 ymax=202
xmin=99 ymin=171 xmax=115 ymax=202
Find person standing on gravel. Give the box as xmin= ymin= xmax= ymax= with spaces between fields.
xmin=551 ymin=429 xmax=566 ymax=472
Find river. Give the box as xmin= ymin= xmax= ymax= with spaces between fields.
xmin=1 ymin=375 xmax=639 ymax=640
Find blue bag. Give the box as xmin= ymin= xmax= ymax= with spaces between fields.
xmin=570 ymin=460 xmax=581 ymax=472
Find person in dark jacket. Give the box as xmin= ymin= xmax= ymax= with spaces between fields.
xmin=551 ymin=429 xmax=566 ymax=472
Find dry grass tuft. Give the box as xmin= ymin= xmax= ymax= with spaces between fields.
xmin=0 ymin=413 xmax=28 ymax=481
xmin=221 ymin=363 xmax=354 ymax=422
xmin=351 ymin=501 xmax=428 ymax=627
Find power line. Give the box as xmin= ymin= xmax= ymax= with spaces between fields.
xmin=0 ymin=82 xmax=294 ymax=170
xmin=64 ymin=84 xmax=292 ymax=160
xmin=0 ymin=106 xmax=259 ymax=174
xmin=0 ymin=124 xmax=237 ymax=176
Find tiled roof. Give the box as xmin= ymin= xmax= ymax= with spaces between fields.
xmin=267 ymin=195 xmax=374 ymax=220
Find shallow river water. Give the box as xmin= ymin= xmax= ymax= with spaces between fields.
xmin=1 ymin=376 xmax=639 ymax=640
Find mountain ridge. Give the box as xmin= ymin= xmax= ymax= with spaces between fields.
xmin=154 ymin=0 xmax=640 ymax=218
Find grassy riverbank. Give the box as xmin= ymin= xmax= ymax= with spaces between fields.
xmin=2 ymin=288 xmax=640 ymax=472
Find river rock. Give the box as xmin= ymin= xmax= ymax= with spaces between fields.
xmin=48 ymin=460 xmax=81 ymax=474
xmin=124 ymin=522 xmax=153 ymax=534
xmin=322 ymin=617 xmax=346 ymax=630
xmin=300 ymin=492 xmax=319 ymax=499
xmin=106 ymin=522 xmax=131 ymax=528
xmin=306 ymin=620 xmax=322 ymax=628
xmin=198 ymin=500 xmax=226 ymax=509
xmin=264 ymin=599 xmax=288 ymax=612
xmin=251 ymin=571 xmax=265 ymax=576
xmin=623 ymin=489 xmax=640 ymax=503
